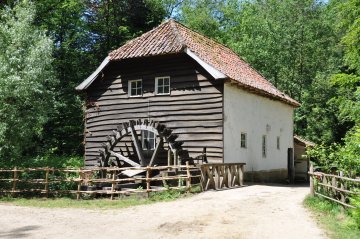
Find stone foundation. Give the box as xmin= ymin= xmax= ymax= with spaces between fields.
xmin=244 ymin=168 xmax=288 ymax=183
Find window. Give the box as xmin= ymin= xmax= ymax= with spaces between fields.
xmin=142 ymin=130 xmax=155 ymax=150
xmin=262 ymin=135 xmax=267 ymax=158
xmin=155 ymin=76 xmax=170 ymax=95
xmin=240 ymin=133 xmax=247 ymax=148
xmin=277 ymin=136 xmax=280 ymax=150
xmin=129 ymin=79 xmax=142 ymax=97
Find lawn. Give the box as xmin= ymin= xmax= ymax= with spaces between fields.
xmin=304 ymin=195 xmax=360 ymax=239
xmin=0 ymin=187 xmax=200 ymax=209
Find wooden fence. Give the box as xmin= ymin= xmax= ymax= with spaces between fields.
xmin=0 ymin=163 xmax=201 ymax=200
xmin=200 ymin=163 xmax=245 ymax=190
xmin=0 ymin=163 xmax=246 ymax=199
xmin=309 ymin=164 xmax=360 ymax=208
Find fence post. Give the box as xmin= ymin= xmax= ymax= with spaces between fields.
xmin=186 ymin=161 xmax=191 ymax=192
xmin=12 ymin=167 xmax=18 ymax=197
xmin=44 ymin=168 xmax=49 ymax=198
xmin=339 ymin=171 xmax=345 ymax=206
xmin=146 ymin=166 xmax=150 ymax=197
xmin=76 ymin=170 xmax=82 ymax=200
xmin=199 ymin=165 xmax=206 ymax=192
xmin=309 ymin=164 xmax=314 ymax=196
xmin=167 ymin=149 xmax=172 ymax=171
xmin=110 ymin=170 xmax=116 ymax=200
xmin=239 ymin=164 xmax=244 ymax=186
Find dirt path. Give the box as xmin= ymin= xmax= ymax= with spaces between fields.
xmin=0 ymin=184 xmax=326 ymax=239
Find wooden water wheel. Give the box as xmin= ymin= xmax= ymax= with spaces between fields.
xmin=98 ymin=119 xmax=191 ymax=168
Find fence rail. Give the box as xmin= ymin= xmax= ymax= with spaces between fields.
xmin=0 ymin=163 xmax=246 ymax=199
xmin=0 ymin=163 xmax=201 ymax=200
xmin=309 ymin=164 xmax=360 ymax=209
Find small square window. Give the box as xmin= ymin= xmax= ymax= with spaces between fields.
xmin=128 ymin=79 xmax=142 ymax=97
xmin=262 ymin=135 xmax=267 ymax=158
xmin=155 ymin=76 xmax=170 ymax=95
xmin=142 ymin=130 xmax=155 ymax=150
xmin=277 ymin=136 xmax=280 ymax=150
xmin=240 ymin=133 xmax=247 ymax=148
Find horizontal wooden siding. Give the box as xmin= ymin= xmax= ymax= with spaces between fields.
xmin=84 ymin=54 xmax=223 ymax=166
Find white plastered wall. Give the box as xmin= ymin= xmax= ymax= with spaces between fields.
xmin=223 ymin=83 xmax=294 ymax=173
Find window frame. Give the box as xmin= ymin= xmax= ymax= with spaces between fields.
xmin=262 ymin=135 xmax=267 ymax=158
xmin=240 ymin=132 xmax=247 ymax=148
xmin=141 ymin=130 xmax=156 ymax=150
xmin=155 ymin=76 xmax=171 ymax=95
xmin=128 ymin=79 xmax=143 ymax=97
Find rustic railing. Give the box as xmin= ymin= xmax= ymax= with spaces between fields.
xmin=0 ymin=163 xmax=246 ymax=199
xmin=0 ymin=162 xmax=201 ymax=200
xmin=309 ymin=164 xmax=360 ymax=208
xmin=199 ymin=163 xmax=245 ymax=190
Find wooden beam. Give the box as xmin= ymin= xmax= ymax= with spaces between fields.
xmin=149 ymin=138 xmax=163 ymax=166
xmin=110 ymin=151 xmax=140 ymax=167
xmin=129 ymin=122 xmax=145 ymax=166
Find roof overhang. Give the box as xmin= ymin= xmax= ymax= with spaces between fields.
xmin=294 ymin=135 xmax=315 ymax=147
xmin=75 ymin=50 xmax=229 ymax=91
xmin=184 ymin=48 xmax=227 ymax=80
xmin=75 ymin=56 xmax=110 ymax=91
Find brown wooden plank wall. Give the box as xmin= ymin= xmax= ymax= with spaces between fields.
xmin=84 ymin=53 xmax=223 ymax=166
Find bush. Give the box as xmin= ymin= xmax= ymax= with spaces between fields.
xmin=350 ymin=195 xmax=360 ymax=228
xmin=307 ymin=126 xmax=360 ymax=177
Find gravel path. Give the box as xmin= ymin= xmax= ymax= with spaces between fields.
xmin=0 ymin=184 xmax=326 ymax=239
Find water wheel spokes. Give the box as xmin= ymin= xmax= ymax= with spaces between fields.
xmin=98 ymin=119 xmax=191 ymax=168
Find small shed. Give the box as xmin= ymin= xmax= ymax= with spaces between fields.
xmin=294 ymin=135 xmax=315 ymax=181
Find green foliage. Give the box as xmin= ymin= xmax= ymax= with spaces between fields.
xmin=177 ymin=0 xmax=341 ymax=144
xmin=304 ymin=195 xmax=360 ymax=239
xmin=178 ymin=0 xmax=225 ymax=40
xmin=149 ymin=188 xmax=184 ymax=201
xmin=0 ymin=187 xmax=197 ymax=208
xmin=308 ymin=0 xmax=360 ymax=173
xmin=0 ymin=1 xmax=168 ymax=167
xmin=336 ymin=0 xmax=360 ymax=72
xmin=26 ymin=154 xmax=84 ymax=169
xmin=329 ymin=74 xmax=360 ymax=126
xmin=350 ymin=195 xmax=360 ymax=228
xmin=0 ymin=0 xmax=57 ymax=166
xmin=308 ymin=126 xmax=360 ymax=176
xmin=85 ymin=0 xmax=166 ymax=61
xmin=0 ymin=197 xmax=153 ymax=209
xmin=32 ymin=0 xmax=166 ymax=157
xmin=33 ymin=0 xmax=92 ymax=156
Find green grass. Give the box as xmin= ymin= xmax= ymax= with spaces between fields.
xmin=0 ymin=187 xmax=201 ymax=209
xmin=304 ymin=195 xmax=360 ymax=239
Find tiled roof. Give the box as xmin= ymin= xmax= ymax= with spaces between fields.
xmin=109 ymin=19 xmax=300 ymax=107
xmin=294 ymin=135 xmax=315 ymax=147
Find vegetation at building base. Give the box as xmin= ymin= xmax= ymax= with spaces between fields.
xmin=0 ymin=186 xmax=201 ymax=209
xmin=304 ymin=195 xmax=360 ymax=239
xmin=0 ymin=0 xmax=359 ymax=173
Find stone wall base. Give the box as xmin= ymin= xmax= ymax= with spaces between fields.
xmin=244 ymin=168 xmax=288 ymax=183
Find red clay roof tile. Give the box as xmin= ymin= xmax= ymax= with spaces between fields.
xmin=109 ymin=19 xmax=300 ymax=107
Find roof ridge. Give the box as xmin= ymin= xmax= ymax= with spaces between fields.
xmin=109 ymin=19 xmax=178 ymax=59
xmin=169 ymin=19 xmax=186 ymax=50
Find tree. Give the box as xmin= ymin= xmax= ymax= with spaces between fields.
xmin=85 ymin=0 xmax=166 ymax=61
xmin=0 ymin=0 xmax=57 ymax=166
xmin=307 ymin=0 xmax=360 ymax=176
xmin=31 ymin=0 xmax=166 ymax=156
xmin=177 ymin=0 xmax=340 ymax=143
xmin=33 ymin=0 xmax=92 ymax=156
